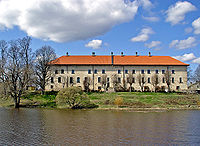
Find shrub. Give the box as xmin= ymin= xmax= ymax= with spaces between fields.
xmin=56 ymin=87 xmax=96 ymax=109
xmin=114 ymin=97 xmax=123 ymax=107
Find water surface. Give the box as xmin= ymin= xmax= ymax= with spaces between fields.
xmin=0 ymin=108 xmax=200 ymax=145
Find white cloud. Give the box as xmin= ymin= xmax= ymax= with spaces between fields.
xmin=192 ymin=57 xmax=200 ymax=64
xmin=169 ymin=37 xmax=197 ymax=49
xmin=0 ymin=0 xmax=138 ymax=42
xmin=166 ymin=1 xmax=196 ymax=25
xmin=138 ymin=0 xmax=153 ymax=9
xmin=173 ymin=53 xmax=196 ymax=62
xmin=131 ymin=27 xmax=154 ymax=42
xmin=142 ymin=16 xmax=159 ymax=22
xmin=192 ymin=17 xmax=200 ymax=34
xmin=145 ymin=41 xmax=161 ymax=48
xmin=184 ymin=27 xmax=193 ymax=34
xmin=85 ymin=39 xmax=102 ymax=49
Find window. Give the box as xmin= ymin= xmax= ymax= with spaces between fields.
xmin=98 ymin=77 xmax=101 ymax=83
xmin=118 ymin=70 xmax=121 ymax=74
xmin=162 ymin=77 xmax=165 ymax=83
xmin=141 ymin=70 xmax=145 ymax=74
xmin=70 ymin=77 xmax=73 ymax=84
xmin=176 ymin=86 xmax=180 ymax=90
xmin=132 ymin=70 xmax=136 ymax=74
xmin=147 ymin=70 xmax=151 ymax=74
xmin=77 ymin=77 xmax=80 ymax=83
xmin=51 ymin=77 xmax=54 ymax=83
xmin=51 ymin=85 xmax=53 ymax=89
xmin=179 ymin=77 xmax=183 ymax=83
xmin=55 ymin=70 xmax=58 ymax=74
xmin=148 ymin=77 xmax=151 ymax=83
xmin=133 ymin=77 xmax=135 ymax=83
xmin=94 ymin=69 xmax=98 ymax=74
xmin=102 ymin=69 xmax=105 ymax=74
xmin=155 ymin=70 xmax=159 ymax=74
xmin=118 ymin=77 xmax=121 ymax=83
xmin=61 ymin=69 xmax=64 ymax=74
xmin=107 ymin=77 xmax=109 ymax=82
xmin=142 ymin=77 xmax=145 ymax=83
xmin=172 ymin=77 xmax=174 ymax=83
xmin=88 ymin=69 xmax=91 ymax=74
xmin=125 ymin=70 xmax=128 ymax=74
xmin=156 ymin=78 xmax=158 ymax=83
xmin=98 ymin=86 xmax=101 ymax=90
xmin=72 ymin=70 xmax=75 ymax=74
xmin=58 ymin=77 xmax=61 ymax=83
xmin=162 ymin=70 xmax=165 ymax=74
xmin=172 ymin=70 xmax=175 ymax=74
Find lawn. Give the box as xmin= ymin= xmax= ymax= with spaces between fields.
xmin=0 ymin=91 xmax=200 ymax=109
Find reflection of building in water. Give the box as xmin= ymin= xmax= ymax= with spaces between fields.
xmin=47 ymin=52 xmax=188 ymax=92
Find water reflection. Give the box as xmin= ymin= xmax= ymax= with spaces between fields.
xmin=0 ymin=108 xmax=200 ymax=145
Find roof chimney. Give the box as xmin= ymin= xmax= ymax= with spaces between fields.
xmin=136 ymin=52 xmax=138 ymax=57
xmin=121 ymin=52 xmax=124 ymax=57
xmin=66 ymin=52 xmax=69 ymax=56
xmin=111 ymin=52 xmax=114 ymax=65
xmin=92 ymin=52 xmax=95 ymax=56
xmin=149 ymin=52 xmax=151 ymax=57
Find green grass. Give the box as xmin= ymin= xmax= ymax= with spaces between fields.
xmin=0 ymin=91 xmax=200 ymax=109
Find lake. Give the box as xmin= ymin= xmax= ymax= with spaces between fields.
xmin=0 ymin=108 xmax=200 ymax=145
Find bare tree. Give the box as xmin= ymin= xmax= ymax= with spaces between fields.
xmin=34 ymin=46 xmax=56 ymax=94
xmin=83 ymin=77 xmax=91 ymax=92
xmin=127 ymin=73 xmax=134 ymax=92
xmin=112 ymin=74 xmax=119 ymax=92
xmin=0 ymin=37 xmax=33 ymax=108
xmin=101 ymin=74 xmax=108 ymax=91
xmin=0 ymin=40 xmax=8 ymax=96
xmin=137 ymin=73 xmax=146 ymax=92
xmin=151 ymin=74 xmax=159 ymax=92
xmin=193 ymin=65 xmax=200 ymax=83
xmin=187 ymin=66 xmax=193 ymax=84
xmin=164 ymin=70 xmax=171 ymax=92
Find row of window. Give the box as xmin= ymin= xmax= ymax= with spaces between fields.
xmin=51 ymin=76 xmax=183 ymax=84
xmin=55 ymin=69 xmax=176 ymax=75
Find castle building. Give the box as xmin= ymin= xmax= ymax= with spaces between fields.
xmin=46 ymin=52 xmax=189 ymax=92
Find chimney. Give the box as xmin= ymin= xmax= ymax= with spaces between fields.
xmin=121 ymin=52 xmax=124 ymax=57
xmin=66 ymin=52 xmax=69 ymax=56
xmin=111 ymin=52 xmax=114 ymax=65
xmin=149 ymin=52 xmax=151 ymax=57
xmin=136 ymin=52 xmax=138 ymax=57
xmin=111 ymin=52 xmax=114 ymax=56
xmin=92 ymin=52 xmax=95 ymax=56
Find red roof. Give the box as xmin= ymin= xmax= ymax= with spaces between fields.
xmin=50 ymin=55 xmax=189 ymax=66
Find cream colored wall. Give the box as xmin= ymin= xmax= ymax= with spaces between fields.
xmin=46 ymin=65 xmax=188 ymax=91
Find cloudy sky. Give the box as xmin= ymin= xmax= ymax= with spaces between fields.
xmin=0 ymin=0 xmax=199 ymax=70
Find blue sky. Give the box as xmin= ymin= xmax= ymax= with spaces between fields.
xmin=0 ymin=0 xmax=199 ymax=70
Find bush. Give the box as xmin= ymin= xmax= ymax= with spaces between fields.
xmin=114 ymin=97 xmax=123 ymax=107
xmin=56 ymin=87 xmax=96 ymax=109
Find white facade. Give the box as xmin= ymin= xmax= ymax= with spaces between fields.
xmin=46 ymin=65 xmax=188 ymax=92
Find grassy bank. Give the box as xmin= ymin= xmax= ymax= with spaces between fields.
xmin=0 ymin=91 xmax=200 ymax=110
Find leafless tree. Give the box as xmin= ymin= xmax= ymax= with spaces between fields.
xmin=101 ymin=74 xmax=107 ymax=91
xmin=0 ymin=40 xmax=8 ymax=96
xmin=164 ymin=70 xmax=171 ymax=92
xmin=34 ymin=45 xmax=56 ymax=94
xmin=83 ymin=77 xmax=91 ymax=92
xmin=137 ymin=73 xmax=146 ymax=92
xmin=193 ymin=65 xmax=200 ymax=83
xmin=127 ymin=73 xmax=134 ymax=92
xmin=112 ymin=74 xmax=119 ymax=92
xmin=151 ymin=73 xmax=159 ymax=92
xmin=0 ymin=37 xmax=33 ymax=108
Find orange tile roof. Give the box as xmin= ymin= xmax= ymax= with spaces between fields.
xmin=50 ymin=55 xmax=189 ymax=66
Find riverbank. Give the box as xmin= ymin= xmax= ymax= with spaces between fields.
xmin=0 ymin=92 xmax=200 ymax=110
